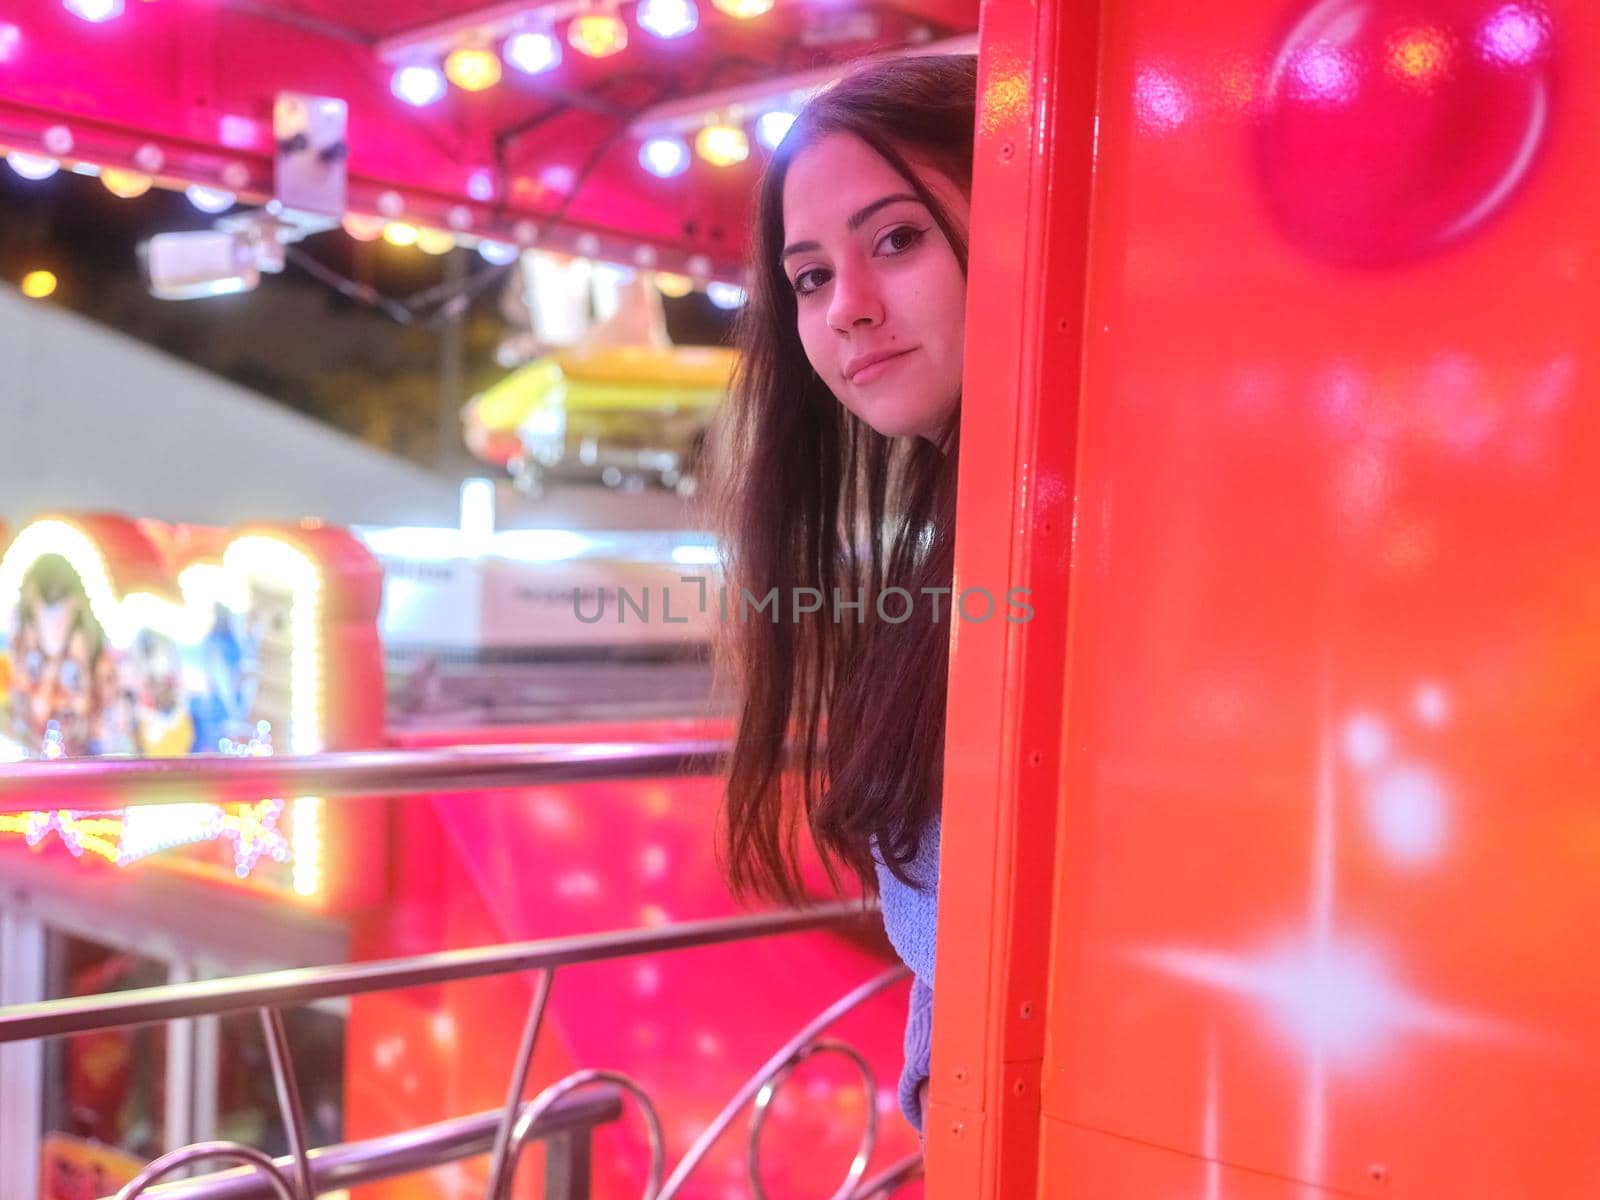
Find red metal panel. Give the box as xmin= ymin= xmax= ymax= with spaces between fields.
xmin=922 ymin=0 xmax=1095 ymax=1195
xmin=1042 ymin=0 xmax=1598 ymax=1194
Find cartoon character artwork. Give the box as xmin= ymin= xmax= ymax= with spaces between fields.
xmin=5 ymin=554 xmax=112 ymax=758
xmin=190 ymin=602 xmax=268 ymax=755
xmin=0 ymin=548 xmax=296 ymax=761
xmin=126 ymin=629 xmax=196 ymax=759
xmin=92 ymin=642 xmax=141 ymax=757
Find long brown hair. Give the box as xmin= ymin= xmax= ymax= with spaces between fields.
xmin=710 ymin=54 xmax=978 ymax=905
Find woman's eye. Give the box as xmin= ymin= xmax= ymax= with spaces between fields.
xmin=792 ymin=267 xmax=831 ymax=296
xmin=875 ymin=225 xmax=926 ymax=256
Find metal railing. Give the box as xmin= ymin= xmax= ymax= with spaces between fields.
xmin=0 ymin=742 xmax=925 ymax=1199
xmin=103 ymin=1092 xmax=626 ymax=1199
xmin=0 ymin=739 xmax=729 ymax=813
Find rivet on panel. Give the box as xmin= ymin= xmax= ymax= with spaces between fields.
xmin=953 ymin=1067 xmax=967 ymax=1083
xmin=1019 ymin=1001 xmax=1034 ymax=1019
xmin=999 ymin=140 xmax=1015 ymax=160
xmin=1028 ymin=750 xmax=1043 ymax=767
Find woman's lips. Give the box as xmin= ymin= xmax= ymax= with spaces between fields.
xmin=846 ymin=347 xmax=916 ymax=385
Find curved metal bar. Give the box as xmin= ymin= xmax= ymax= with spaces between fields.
xmin=0 ymin=738 xmax=730 ymax=814
xmin=497 ymin=1069 xmax=667 ymax=1200
xmin=747 ymin=1040 xmax=877 ymax=1200
xmin=846 ymin=1151 xmax=925 ymax=1199
xmin=258 ymin=1008 xmax=315 ymax=1200
xmin=115 ymin=1143 xmax=298 ymax=1200
xmin=0 ymin=904 xmax=876 ymax=1044
xmin=656 ymin=965 xmax=910 ymax=1200
xmin=121 ymin=1091 xmax=624 ymax=1200
xmin=483 ymin=968 xmax=557 ymax=1200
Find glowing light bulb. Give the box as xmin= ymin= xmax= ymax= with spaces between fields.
xmin=342 ymin=213 xmax=387 ymax=241
xmin=707 ymin=281 xmax=746 ymax=309
xmin=0 ymin=23 xmax=21 ymax=61
xmin=504 ymin=29 xmax=561 ymax=74
xmin=21 ymin=270 xmax=57 ymax=299
xmin=639 ymin=136 xmax=690 ymax=178
xmin=64 ymin=0 xmax=124 ymax=22
xmin=392 ymin=64 xmax=447 ymax=107
xmin=185 ymin=185 xmax=236 ymax=213
xmin=569 ymin=12 xmax=627 ymax=58
xmin=383 ymin=222 xmax=421 ymax=247
xmin=478 ymin=240 xmax=518 ymax=265
xmin=416 ymin=227 xmax=455 ymax=255
xmin=755 ymin=110 xmax=795 ymax=150
xmin=694 ymin=124 xmax=749 ymax=167
xmin=101 ymin=168 xmax=153 ymax=198
xmin=637 ymin=0 xmax=698 ymax=39
xmin=6 ymin=152 xmax=59 ymax=181
xmin=445 ymin=46 xmax=501 ymax=91
xmin=711 ymin=0 xmax=773 ymax=17
xmin=654 ymin=271 xmax=693 ymax=298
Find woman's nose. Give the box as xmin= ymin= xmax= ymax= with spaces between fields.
xmin=826 ymin=263 xmax=884 ymax=332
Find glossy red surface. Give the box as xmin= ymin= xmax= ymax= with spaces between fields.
xmin=933 ymin=0 xmax=1598 ymax=1193
xmin=1254 ymin=0 xmax=1557 ymax=264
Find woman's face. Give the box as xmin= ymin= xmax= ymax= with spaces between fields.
xmin=781 ymin=133 xmax=969 ymax=442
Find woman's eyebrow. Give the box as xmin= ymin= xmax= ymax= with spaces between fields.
xmin=781 ymin=192 xmax=924 ymax=260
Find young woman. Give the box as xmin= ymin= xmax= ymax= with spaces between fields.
xmin=711 ymin=53 xmax=977 ymax=1134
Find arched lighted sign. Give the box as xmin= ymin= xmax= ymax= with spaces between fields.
xmin=0 ymin=516 xmax=383 ymax=906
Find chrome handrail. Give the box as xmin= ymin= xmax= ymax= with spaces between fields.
xmin=0 ymin=906 xmax=872 ymax=1043
xmin=0 ymin=739 xmax=729 ymax=814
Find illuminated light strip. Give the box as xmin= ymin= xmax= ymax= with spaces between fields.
xmin=291 ymin=796 xmax=323 ymax=896
xmin=0 ymin=522 xmax=329 ymax=899
xmin=120 ymin=802 xmax=227 ymax=862
xmin=0 ymin=519 xmax=130 ymax=646
xmin=629 ymin=33 xmax=978 ymax=139
xmin=0 ymin=522 xmax=253 ymax=650
xmin=2 ymin=801 xmax=293 ymax=871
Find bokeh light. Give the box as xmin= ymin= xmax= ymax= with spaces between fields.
xmin=392 ymin=64 xmax=447 ymax=106
xmin=445 ymin=47 xmax=502 ymax=91
xmin=569 ymin=13 xmax=627 ymax=58
xmin=694 ymin=124 xmax=749 ymax=167
xmin=21 ymin=270 xmax=57 ymax=299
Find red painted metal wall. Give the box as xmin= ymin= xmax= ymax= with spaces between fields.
xmin=934 ymin=0 xmax=1598 ymax=1194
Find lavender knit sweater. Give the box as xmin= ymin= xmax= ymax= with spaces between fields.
xmin=872 ymin=811 xmax=940 ymax=1134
